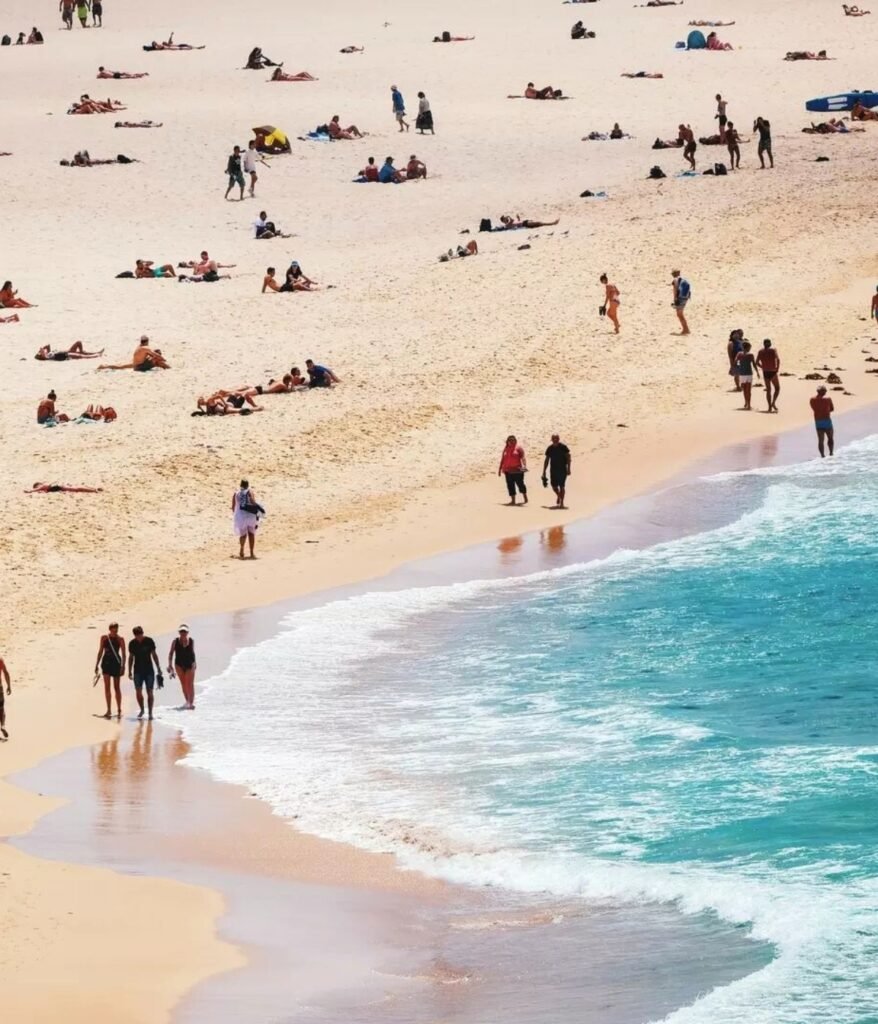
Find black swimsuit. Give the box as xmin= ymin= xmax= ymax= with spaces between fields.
xmin=100 ymin=634 xmax=124 ymax=675
xmin=173 ymin=637 xmax=196 ymax=670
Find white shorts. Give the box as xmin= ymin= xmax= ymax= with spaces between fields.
xmin=738 ymin=375 xmax=753 ymax=385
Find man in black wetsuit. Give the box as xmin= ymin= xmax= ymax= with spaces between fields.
xmin=542 ymin=434 xmax=572 ymax=509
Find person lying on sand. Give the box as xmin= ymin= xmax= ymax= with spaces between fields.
xmin=635 ymin=1 xmax=681 ymax=6
xmin=61 ymin=151 xmax=138 ymax=166
xmin=498 ymin=215 xmax=561 ymax=229
xmin=842 ymin=4 xmax=870 ymax=14
xmin=245 ymin=46 xmax=281 ymax=69
xmin=179 ymin=252 xmax=236 ymax=275
xmin=432 ymin=32 xmax=474 ymax=41
xmin=115 ymin=120 xmax=163 ymax=128
xmin=193 ymin=396 xmax=264 ymax=416
xmin=98 ymin=67 xmax=149 ymax=78
xmin=0 ymin=281 xmax=35 ymax=308
xmin=621 ymin=71 xmax=664 ymax=77
xmin=179 ymin=271 xmax=232 ymax=282
xmin=68 ymin=96 xmax=126 ymax=114
xmin=135 ymin=259 xmax=176 ymax=278
xmin=234 ymin=377 xmax=297 ymax=398
xmin=784 ymin=50 xmax=831 ymax=60
xmin=652 ymin=136 xmax=684 ymax=148
xmin=0 ymin=314 xmax=20 ymax=323
xmin=852 ymin=101 xmax=878 ymax=120
xmin=339 ymin=45 xmax=364 ymax=53
xmin=98 ymin=336 xmax=170 ymax=371
xmin=439 ymin=240 xmax=478 ymax=261
xmin=26 ymin=482 xmax=103 ymax=493
xmin=328 ymin=115 xmax=364 ymax=139
xmin=79 ymin=404 xmax=117 ymax=421
xmin=706 ymin=31 xmax=733 ymax=49
xmin=145 ymin=33 xmax=205 ymax=50
xmin=522 ymin=83 xmax=566 ymax=99
xmin=689 ymin=20 xmax=735 ymax=25
xmin=803 ymin=118 xmax=862 ymax=133
xmin=36 ymin=341 xmax=104 ymax=361
xmin=270 ymin=68 xmax=317 ymax=81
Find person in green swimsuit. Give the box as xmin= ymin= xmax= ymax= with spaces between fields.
xmin=76 ymin=0 xmax=90 ymax=28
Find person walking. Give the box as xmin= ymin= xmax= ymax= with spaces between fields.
xmin=225 ymin=145 xmax=245 ymax=201
xmin=753 ymin=116 xmax=773 ymax=168
xmin=0 ymin=654 xmax=10 ymax=739
xmin=391 ymin=84 xmax=409 ymax=132
xmin=243 ymin=140 xmax=267 ymax=198
xmin=715 ymin=93 xmax=728 ymax=139
xmin=498 ymin=435 xmax=528 ymax=506
xmin=94 ymin=622 xmax=126 ymax=719
xmin=600 ymin=274 xmax=620 ymax=333
xmin=168 ymin=626 xmax=196 ymax=709
xmin=60 ymin=0 xmax=74 ymax=29
xmin=542 ymin=434 xmax=572 ymax=509
xmin=76 ymin=0 xmax=90 ymax=28
xmin=416 ymin=91 xmax=434 ymax=134
xmin=810 ymin=386 xmax=834 ymax=457
xmin=870 ymin=284 xmax=878 ymax=323
xmin=756 ymin=338 xmax=780 ymax=412
xmin=127 ymin=626 xmax=162 ymax=721
xmin=92 ymin=0 xmax=102 ymax=26
xmin=670 ymin=269 xmax=691 ymax=335
xmin=232 ymin=478 xmax=261 ymax=558
xmin=734 ymin=340 xmax=759 ymax=410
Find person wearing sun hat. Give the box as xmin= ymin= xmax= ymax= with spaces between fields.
xmin=167 ymin=624 xmax=197 ymax=709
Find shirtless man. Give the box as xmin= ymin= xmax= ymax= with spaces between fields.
xmin=852 ymin=101 xmax=878 ymax=121
xmin=715 ymin=94 xmax=728 ymax=139
xmin=269 ymin=68 xmax=317 ymax=81
xmin=499 ymin=214 xmax=561 ymax=229
xmin=60 ymin=0 xmax=74 ymax=29
xmin=135 ymin=259 xmax=176 ymax=278
xmin=98 ymin=336 xmax=170 ymax=370
xmin=678 ymin=124 xmax=697 ymax=169
xmin=599 ymin=274 xmax=620 ymax=333
xmin=147 ymin=33 xmax=205 ymax=50
xmin=406 ymin=154 xmax=427 ymax=179
xmin=524 ymin=83 xmax=561 ymax=99
xmin=871 ymin=284 xmax=878 ymax=322
xmin=35 ymin=341 xmax=104 ymax=360
xmin=98 ymin=67 xmax=149 ymax=79
xmin=0 ymin=655 xmax=10 ymax=739
xmin=756 ymin=338 xmax=780 ymax=412
xmin=810 ymin=386 xmax=835 ymax=456
xmin=183 ymin=251 xmax=235 ymax=275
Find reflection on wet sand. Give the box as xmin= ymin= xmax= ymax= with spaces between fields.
xmin=540 ymin=525 xmax=566 ymax=554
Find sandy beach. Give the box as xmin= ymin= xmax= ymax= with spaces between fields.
xmin=2 ymin=0 xmax=878 ymax=1019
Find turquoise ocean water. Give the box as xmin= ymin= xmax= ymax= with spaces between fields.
xmin=184 ymin=434 xmax=878 ymax=1023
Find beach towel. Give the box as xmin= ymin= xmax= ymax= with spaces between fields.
xmin=675 ymin=170 xmax=700 ymax=177
xmin=300 ymin=131 xmax=332 ymax=142
xmin=686 ymin=30 xmax=706 ymax=49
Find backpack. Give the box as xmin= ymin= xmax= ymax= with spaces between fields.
xmin=116 ymin=154 xmax=133 ymax=163
xmin=441 ymin=30 xmax=451 ymax=42
xmin=677 ymin=278 xmax=691 ymax=300
xmin=479 ymin=217 xmax=493 ymax=232
xmin=315 ymin=123 xmax=329 ymax=135
xmin=648 ymin=165 xmax=666 ymax=179
xmin=1 ymin=35 xmax=10 ymax=45
xmin=713 ymin=162 xmax=727 ymax=176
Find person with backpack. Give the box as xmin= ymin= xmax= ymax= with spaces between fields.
xmin=94 ymin=622 xmax=126 ymax=719
xmin=671 ymin=270 xmax=691 ymax=335
xmin=232 ymin=478 xmax=261 ymax=559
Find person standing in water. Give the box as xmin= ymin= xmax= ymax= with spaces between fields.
xmin=168 ymin=625 xmax=197 ymax=709
xmin=94 ymin=622 xmax=126 ymax=719
xmin=498 ymin=435 xmax=528 ymax=506
xmin=0 ymin=654 xmax=10 ymax=739
xmin=600 ymin=274 xmax=620 ymax=333
xmin=810 ymin=386 xmax=834 ymax=457
xmin=232 ymin=478 xmax=260 ymax=558
xmin=671 ymin=269 xmax=691 ymax=335
xmin=128 ymin=625 xmax=162 ymax=720
xmin=734 ymin=340 xmax=759 ymax=410
xmin=756 ymin=338 xmax=780 ymax=412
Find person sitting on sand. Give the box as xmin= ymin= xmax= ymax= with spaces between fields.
xmin=851 ymin=101 xmax=878 ymax=120
xmin=339 ymin=45 xmax=364 ymax=53
xmin=432 ymin=31 xmax=474 ymax=41
xmin=842 ymin=4 xmax=870 ymax=14
xmin=262 ymin=266 xmax=312 ymax=293
xmin=570 ymin=21 xmax=595 ymax=38
xmin=305 ymin=359 xmax=341 ymax=387
xmin=499 ymin=214 xmax=561 ymax=229
xmin=359 ymin=156 xmax=379 ymax=180
xmin=406 ymin=154 xmax=427 ymax=179
xmin=28 ymin=27 xmax=44 ymax=43
xmin=286 ymin=261 xmax=318 ymax=289
xmin=98 ymin=67 xmax=149 ymax=78
xmin=252 ymin=211 xmax=290 ymax=239
xmin=0 ymin=281 xmax=35 ymax=308
xmin=35 ymin=341 xmax=104 ymax=361
xmin=98 ymin=336 xmax=170 ymax=371
xmin=37 ymin=390 xmax=68 ymax=424
xmin=26 ymin=482 xmax=103 ymax=493
xmin=621 ymin=71 xmax=664 ymax=78
xmin=115 ymin=120 xmax=163 ymax=128
xmin=270 ymin=68 xmax=317 ymax=81
xmin=135 ymin=259 xmax=176 ymax=278
xmin=328 ymin=115 xmax=364 ymax=139
xmin=145 ymin=33 xmax=205 ymax=50
xmin=706 ymin=31 xmax=733 ymax=50
xmin=784 ymin=50 xmax=831 ymax=60
xmin=524 ymin=82 xmax=564 ymax=99
xmin=378 ymin=156 xmax=404 ymax=183
xmin=245 ymin=46 xmax=281 ymax=69
xmin=609 ymin=123 xmax=625 ymax=139
xmin=438 ymin=240 xmax=479 ymax=261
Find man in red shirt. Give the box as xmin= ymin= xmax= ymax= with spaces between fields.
xmin=809 ymin=385 xmax=834 ymax=457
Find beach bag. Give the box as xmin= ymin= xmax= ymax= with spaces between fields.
xmin=1 ymin=35 xmax=10 ymax=46
xmin=479 ymin=217 xmax=493 ymax=232
xmin=240 ymin=489 xmax=264 ymax=516
xmin=441 ymin=30 xmax=451 ymax=41
xmin=714 ymin=162 xmax=727 ymax=175
xmin=677 ymin=278 xmax=691 ymax=300
xmin=116 ymin=154 xmax=133 ymax=163
xmin=115 ymin=271 xmax=135 ymax=278
xmin=315 ymin=124 xmax=329 ymax=136
xmin=648 ymin=165 xmax=666 ymax=179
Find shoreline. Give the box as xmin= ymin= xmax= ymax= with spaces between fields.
xmin=7 ymin=402 xmax=877 ymax=1022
